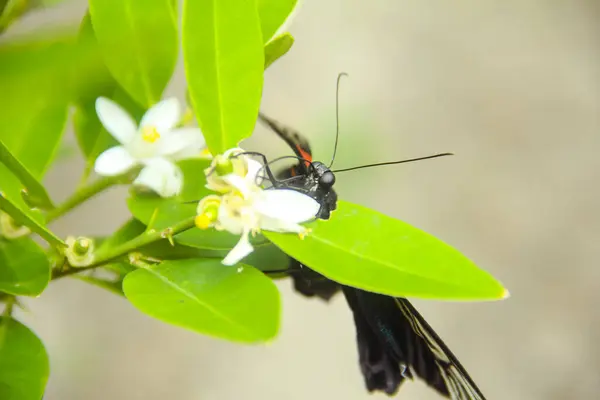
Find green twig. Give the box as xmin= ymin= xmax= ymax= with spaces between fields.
xmin=52 ymin=216 xmax=197 ymax=280
xmin=46 ymin=170 xmax=137 ymax=223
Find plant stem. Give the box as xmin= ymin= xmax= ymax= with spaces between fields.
xmin=46 ymin=171 xmax=136 ymax=223
xmin=52 ymin=216 xmax=197 ymax=280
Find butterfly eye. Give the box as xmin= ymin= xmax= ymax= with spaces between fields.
xmin=319 ymin=171 xmax=336 ymax=188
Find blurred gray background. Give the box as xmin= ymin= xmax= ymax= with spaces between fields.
xmin=7 ymin=0 xmax=600 ymax=399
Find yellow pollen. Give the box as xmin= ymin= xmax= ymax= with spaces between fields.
xmin=181 ymin=108 xmax=195 ymax=125
xmin=199 ymin=148 xmax=212 ymax=158
xmin=298 ymin=228 xmax=312 ymax=240
xmin=195 ymin=214 xmax=212 ymax=230
xmin=141 ymin=126 xmax=160 ymax=143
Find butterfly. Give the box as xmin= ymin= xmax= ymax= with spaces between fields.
xmin=257 ymin=111 xmax=487 ymax=400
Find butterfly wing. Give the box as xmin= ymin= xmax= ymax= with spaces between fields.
xmin=258 ymin=112 xmax=313 ymax=161
xmin=288 ymin=259 xmax=341 ymax=301
xmin=260 ymin=111 xmax=485 ymax=399
xmin=342 ymin=286 xmax=487 ymax=400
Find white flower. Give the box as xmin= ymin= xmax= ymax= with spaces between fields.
xmin=197 ymin=188 xmax=320 ymax=266
xmin=204 ymin=148 xmax=263 ymax=194
xmin=197 ymin=148 xmax=321 ymax=265
xmin=94 ymin=97 xmax=207 ymax=197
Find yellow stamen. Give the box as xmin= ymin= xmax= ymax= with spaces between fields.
xmin=181 ymin=108 xmax=195 ymax=125
xmin=298 ymin=228 xmax=312 ymax=240
xmin=141 ymin=126 xmax=160 ymax=143
xmin=199 ymin=148 xmax=212 ymax=158
xmin=195 ymin=214 xmax=212 ymax=230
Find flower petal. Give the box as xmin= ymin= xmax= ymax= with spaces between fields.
xmin=255 ymin=189 xmax=320 ymax=223
xmin=222 ymin=229 xmax=254 ymax=266
xmin=134 ymin=158 xmax=183 ymax=197
xmin=260 ymin=216 xmax=305 ymax=233
xmin=245 ymin=159 xmax=264 ymax=186
xmin=94 ymin=146 xmax=137 ymax=176
xmin=217 ymin=197 xmax=246 ymax=235
xmin=223 ymin=174 xmax=255 ymax=198
xmin=140 ymin=98 xmax=181 ymax=133
xmin=157 ymin=127 xmax=206 ymax=158
xmin=96 ymin=97 xmax=137 ymax=144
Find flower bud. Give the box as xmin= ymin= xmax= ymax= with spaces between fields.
xmin=0 ymin=211 xmax=30 ymax=239
xmin=195 ymin=195 xmax=222 ymax=230
xmin=65 ymin=236 xmax=95 ymax=267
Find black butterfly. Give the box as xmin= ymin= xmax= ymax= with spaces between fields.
xmin=257 ymin=112 xmax=487 ymax=400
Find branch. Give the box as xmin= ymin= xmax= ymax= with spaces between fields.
xmin=52 ymin=216 xmax=197 ymax=280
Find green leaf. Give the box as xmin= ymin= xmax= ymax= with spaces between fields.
xmin=73 ymin=14 xmax=146 ymax=174
xmin=0 ymin=238 xmax=50 ymax=296
xmin=74 ymin=13 xmax=115 ymax=104
xmin=0 ymin=0 xmax=27 ymax=32
xmin=0 ymin=194 xmax=64 ymax=247
xmin=183 ymin=0 xmax=264 ymax=154
xmin=257 ymin=0 xmax=297 ymax=43
xmin=0 ymin=318 xmax=49 ymax=400
xmin=97 ymin=218 xmax=147 ymax=253
xmin=264 ymin=33 xmax=294 ymax=69
xmin=0 ymin=138 xmax=53 ymax=210
xmin=30 ymin=0 xmax=69 ymax=8
xmin=0 ymin=169 xmax=60 ymax=246
xmin=243 ymin=243 xmax=289 ymax=272
xmin=123 ymin=259 xmax=280 ymax=343
xmin=0 ymin=36 xmax=73 ymax=178
xmin=0 ymin=34 xmax=75 ymax=247
xmin=88 ymin=0 xmax=178 ymax=107
xmin=74 ymin=272 xmax=125 ymax=296
xmin=265 ymin=200 xmax=508 ymax=301
xmin=176 ymin=158 xmax=214 ymax=203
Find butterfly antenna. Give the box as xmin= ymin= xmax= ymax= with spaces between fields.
xmin=328 ymin=72 xmax=348 ymax=169
xmin=332 ymin=152 xmax=454 ymax=173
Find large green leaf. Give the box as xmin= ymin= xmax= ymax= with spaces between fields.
xmin=264 ymin=33 xmax=294 ymax=69
xmin=0 ymin=35 xmax=74 ymax=246
xmin=257 ymin=0 xmax=297 ymax=43
xmin=88 ymin=0 xmax=178 ymax=107
xmin=243 ymin=242 xmax=289 ymax=272
xmin=0 ymin=36 xmax=73 ymax=178
xmin=0 ymin=318 xmax=49 ymax=400
xmin=0 ymin=238 xmax=50 ymax=296
xmin=183 ymin=0 xmax=264 ymax=154
xmin=123 ymin=259 xmax=280 ymax=343
xmin=73 ymin=14 xmax=146 ymax=175
xmin=265 ymin=200 xmax=508 ymax=301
